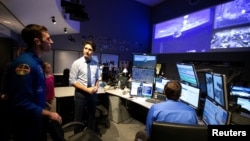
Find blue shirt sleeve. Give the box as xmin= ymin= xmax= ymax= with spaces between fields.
xmin=146 ymin=105 xmax=155 ymax=137
xmin=8 ymin=53 xmax=45 ymax=118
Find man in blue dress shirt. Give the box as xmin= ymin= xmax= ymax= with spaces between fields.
xmin=69 ymin=40 xmax=99 ymax=133
xmin=146 ymin=80 xmax=198 ymax=139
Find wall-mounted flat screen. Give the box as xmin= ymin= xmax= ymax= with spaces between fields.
xmin=210 ymin=25 xmax=250 ymax=51
xmin=211 ymin=0 xmax=250 ymax=52
xmin=214 ymin=0 xmax=250 ymax=29
xmin=151 ymin=0 xmax=250 ymax=54
xmin=152 ymin=8 xmax=212 ymax=53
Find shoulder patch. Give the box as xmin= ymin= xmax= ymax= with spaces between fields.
xmin=15 ymin=64 xmax=30 ymax=75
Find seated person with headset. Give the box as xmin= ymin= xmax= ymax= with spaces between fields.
xmin=144 ymin=80 xmax=199 ymax=140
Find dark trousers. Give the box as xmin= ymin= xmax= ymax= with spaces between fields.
xmin=74 ymin=90 xmax=97 ymax=133
xmin=11 ymin=116 xmax=47 ymax=141
xmin=47 ymin=120 xmax=66 ymax=141
xmin=0 ymin=101 xmax=12 ymax=141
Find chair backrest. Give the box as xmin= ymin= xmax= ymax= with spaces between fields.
xmin=151 ymin=121 xmax=207 ymax=141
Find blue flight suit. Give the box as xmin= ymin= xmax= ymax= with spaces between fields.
xmin=6 ymin=51 xmax=47 ymax=141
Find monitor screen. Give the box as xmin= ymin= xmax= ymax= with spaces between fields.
xmin=202 ymin=98 xmax=231 ymax=125
xmin=133 ymin=54 xmax=157 ymax=69
xmin=176 ymin=63 xmax=199 ymax=87
xmin=211 ymin=0 xmax=250 ymax=52
xmin=237 ymin=97 xmax=250 ymax=113
xmin=180 ymin=82 xmax=201 ymax=109
xmin=132 ymin=68 xmax=155 ymax=83
xmin=155 ymin=77 xmax=170 ymax=94
xmin=213 ymin=0 xmax=250 ymax=30
xmin=205 ymin=72 xmax=214 ymax=99
xmin=230 ymin=86 xmax=250 ymax=98
xmin=213 ymin=73 xmax=229 ymax=110
xmin=151 ymin=0 xmax=250 ymax=54
xmin=130 ymin=81 xmax=153 ymax=98
xmin=151 ymin=8 xmax=212 ymax=53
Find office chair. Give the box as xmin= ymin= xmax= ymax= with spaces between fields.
xmin=151 ymin=121 xmax=207 ymax=141
xmin=95 ymin=104 xmax=110 ymax=129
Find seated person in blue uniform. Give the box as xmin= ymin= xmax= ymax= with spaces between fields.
xmin=146 ymin=80 xmax=198 ymax=140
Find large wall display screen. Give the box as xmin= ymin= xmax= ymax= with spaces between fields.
xmin=151 ymin=0 xmax=250 ymax=54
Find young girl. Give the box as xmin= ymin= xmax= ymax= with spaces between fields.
xmin=43 ymin=62 xmax=55 ymax=111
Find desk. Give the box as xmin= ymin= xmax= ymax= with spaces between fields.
xmin=55 ymin=86 xmax=75 ymax=97
xmin=55 ymin=86 xmax=106 ymax=124
xmin=55 ymin=86 xmax=105 ymax=98
xmin=105 ymin=89 xmax=153 ymax=124
xmin=105 ymin=89 xmax=250 ymax=125
xmin=55 ymin=87 xmax=153 ymax=111
xmin=105 ymin=89 xmax=153 ymax=109
xmin=55 ymin=87 xmax=250 ymax=125
xmin=55 ymin=87 xmax=75 ymax=124
xmin=55 ymin=87 xmax=154 ymax=124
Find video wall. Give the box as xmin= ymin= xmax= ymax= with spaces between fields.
xmin=151 ymin=0 xmax=250 ymax=54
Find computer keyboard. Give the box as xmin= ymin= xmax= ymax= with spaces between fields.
xmin=145 ymin=98 xmax=163 ymax=104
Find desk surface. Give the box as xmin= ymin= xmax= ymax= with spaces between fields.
xmin=55 ymin=86 xmax=105 ymax=98
xmin=105 ymin=89 xmax=153 ymax=109
xmin=55 ymin=87 xmax=75 ymax=97
xmin=55 ymin=87 xmax=154 ymax=109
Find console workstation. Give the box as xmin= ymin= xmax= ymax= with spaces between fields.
xmin=55 ymin=86 xmax=153 ymax=124
xmin=55 ymin=85 xmax=250 ymax=126
xmin=55 ymin=53 xmax=250 ymax=127
xmin=54 ymin=59 xmax=250 ymax=139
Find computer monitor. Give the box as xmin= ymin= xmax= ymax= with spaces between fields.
xmin=130 ymin=81 xmax=141 ymax=97
xmin=132 ymin=68 xmax=155 ymax=83
xmin=230 ymin=86 xmax=250 ymax=98
xmin=176 ymin=63 xmax=199 ymax=87
xmin=205 ymin=72 xmax=214 ymax=99
xmin=237 ymin=97 xmax=250 ymax=113
xmin=130 ymin=81 xmax=153 ymax=98
xmin=230 ymin=85 xmax=250 ymax=114
xmin=212 ymin=73 xmax=229 ymax=110
xmin=180 ymin=82 xmax=201 ymax=109
xmin=133 ymin=54 xmax=157 ymax=69
xmin=155 ymin=77 xmax=170 ymax=94
xmin=202 ymin=98 xmax=231 ymax=125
